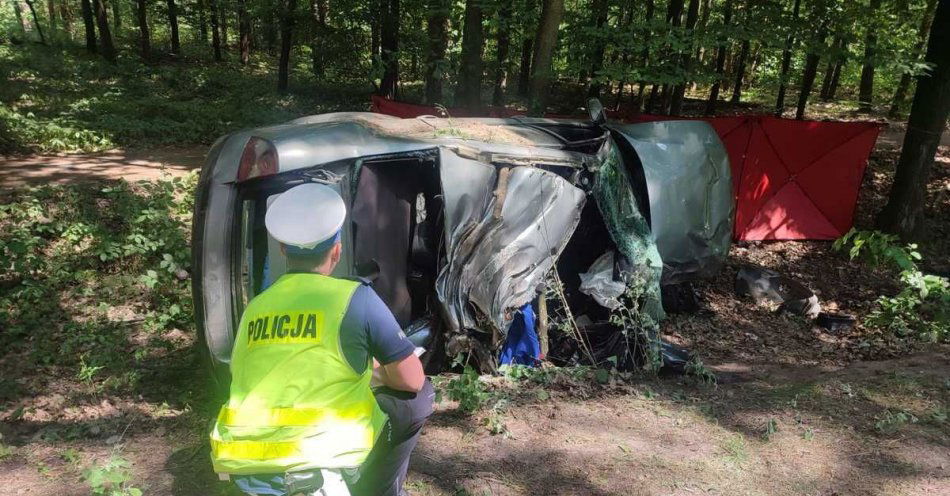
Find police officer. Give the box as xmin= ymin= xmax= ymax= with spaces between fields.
xmin=210 ymin=183 xmax=434 ymax=496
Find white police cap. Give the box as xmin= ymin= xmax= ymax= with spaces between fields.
xmin=265 ymin=183 xmax=346 ymax=251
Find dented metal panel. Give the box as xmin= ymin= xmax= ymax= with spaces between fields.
xmin=436 ymin=149 xmax=586 ymax=335
xmin=610 ymin=120 xmax=733 ymax=284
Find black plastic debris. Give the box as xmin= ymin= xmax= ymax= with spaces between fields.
xmin=661 ymin=282 xmax=702 ymax=314
xmin=735 ymin=265 xmax=821 ymax=319
xmin=816 ymin=312 xmax=856 ymax=333
xmin=547 ymin=321 xmax=694 ymax=374
xmin=659 ymin=340 xmax=694 ymax=374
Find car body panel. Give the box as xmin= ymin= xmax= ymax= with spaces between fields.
xmin=193 ymin=113 xmax=731 ymax=376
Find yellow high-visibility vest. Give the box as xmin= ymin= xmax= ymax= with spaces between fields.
xmin=210 ymin=273 xmax=387 ymax=475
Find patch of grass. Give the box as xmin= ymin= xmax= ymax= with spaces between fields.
xmin=874 ymin=410 xmax=919 ymax=435
xmin=721 ymin=434 xmax=749 ymax=466
xmin=60 ymin=448 xmax=81 ymax=465
xmin=762 ymin=418 xmax=779 ymax=441
xmin=767 ymin=382 xmax=822 ymax=407
xmin=0 ymin=440 xmax=14 ymax=461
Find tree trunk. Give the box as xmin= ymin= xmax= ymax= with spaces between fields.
xmin=424 ymin=0 xmax=450 ymax=103
xmin=858 ymin=0 xmax=881 ymax=112
xmin=12 ymin=0 xmax=28 ymax=38
xmin=517 ymin=39 xmax=533 ymax=97
xmin=239 ymin=0 xmax=250 ymax=64
xmin=80 ymin=0 xmax=96 ymax=51
xmin=47 ymin=0 xmax=57 ymax=37
xmin=795 ymin=17 xmax=829 ymax=120
xmin=457 ymin=0 xmax=485 ymax=108
xmin=24 ymin=0 xmax=47 ymax=43
xmin=819 ymin=36 xmax=842 ymax=100
xmin=828 ymin=58 xmax=844 ymax=100
xmin=167 ymin=0 xmax=180 ymax=54
xmin=613 ymin=3 xmax=634 ymax=109
xmin=378 ymin=0 xmax=399 ymax=98
xmin=877 ymin=0 xmax=950 ymax=237
xmin=209 ymin=0 xmax=222 ymax=60
xmin=645 ymin=84 xmax=660 ymax=113
xmin=889 ymin=0 xmax=938 ymax=118
xmin=370 ymin=0 xmax=380 ymax=66
xmin=775 ymin=0 xmax=801 ymax=116
xmin=197 ymin=0 xmax=208 ymax=44
xmin=658 ymin=0 xmax=684 ymax=114
xmin=60 ymin=0 xmax=74 ymax=36
xmin=220 ymin=0 xmax=229 ymax=48
xmin=637 ymin=0 xmax=655 ymax=114
xmin=111 ymin=0 xmax=120 ymax=32
xmin=730 ymin=39 xmax=749 ymax=104
xmin=586 ymin=0 xmax=609 ymax=99
xmin=277 ymin=0 xmax=298 ymax=92
xmin=91 ymin=0 xmax=114 ymax=60
xmin=528 ymin=0 xmax=565 ymax=115
xmin=705 ymin=0 xmax=732 ymax=115
xmin=136 ymin=0 xmax=149 ymax=57
xmin=493 ymin=3 xmax=512 ymax=106
xmin=309 ymin=0 xmax=328 ymax=74
xmin=518 ymin=0 xmax=537 ymax=97
xmin=670 ymin=0 xmax=700 ymax=115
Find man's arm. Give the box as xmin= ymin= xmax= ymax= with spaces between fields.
xmin=374 ymin=355 xmax=425 ymax=393
xmin=356 ymin=287 xmax=426 ymax=393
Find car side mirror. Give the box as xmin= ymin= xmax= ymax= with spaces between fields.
xmin=587 ymin=98 xmax=606 ymax=125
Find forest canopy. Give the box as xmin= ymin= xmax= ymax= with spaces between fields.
xmin=0 ymin=0 xmax=940 ymax=118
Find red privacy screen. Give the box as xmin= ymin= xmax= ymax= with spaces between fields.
xmin=370 ymin=96 xmax=882 ymax=241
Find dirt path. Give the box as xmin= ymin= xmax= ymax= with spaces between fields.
xmin=0 ymin=146 xmax=206 ymax=188
xmin=877 ymin=122 xmax=950 ymax=150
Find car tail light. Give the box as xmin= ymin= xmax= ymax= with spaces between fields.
xmin=237 ymin=137 xmax=278 ymax=181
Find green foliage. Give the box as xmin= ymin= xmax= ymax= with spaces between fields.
xmin=500 ymin=363 xmax=590 ymax=385
xmin=61 ymin=448 xmax=81 ymax=465
xmin=0 ymin=102 xmax=112 ymax=153
xmin=874 ymin=410 xmax=918 ymax=434
xmin=0 ymin=173 xmax=197 ymax=385
xmin=443 ymin=366 xmax=491 ymax=414
xmin=483 ymin=399 xmax=511 ymax=437
xmin=0 ymin=44 xmax=369 ymax=153
xmin=685 ymin=357 xmax=717 ymax=386
xmin=721 ymin=434 xmax=748 ymax=465
xmin=763 ymin=417 xmax=779 ymax=441
xmin=834 ymin=229 xmax=949 ymax=342
xmin=82 ymin=453 xmax=143 ymax=496
xmin=0 ymin=434 xmax=14 ymax=461
xmin=608 ymin=286 xmax=663 ymax=373
xmin=832 ymin=229 xmax=920 ymax=270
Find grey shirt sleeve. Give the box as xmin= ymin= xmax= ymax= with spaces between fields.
xmin=340 ymin=285 xmax=416 ymax=375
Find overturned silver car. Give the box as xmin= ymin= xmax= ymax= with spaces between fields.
xmin=192 ymin=109 xmax=732 ymax=383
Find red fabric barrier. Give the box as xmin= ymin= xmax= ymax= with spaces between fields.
xmin=370 ymin=97 xmax=882 ymax=241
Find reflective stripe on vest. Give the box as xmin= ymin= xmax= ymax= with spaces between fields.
xmin=210 ymin=273 xmax=387 ymax=475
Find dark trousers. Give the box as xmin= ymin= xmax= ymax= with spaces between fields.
xmin=348 ymin=379 xmax=435 ymax=496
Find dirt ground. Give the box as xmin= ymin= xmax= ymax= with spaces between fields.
xmin=1 ymin=115 xmax=949 ymax=495
xmin=0 ymin=146 xmax=206 ymax=188
xmin=1 ymin=353 xmax=947 ymax=496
